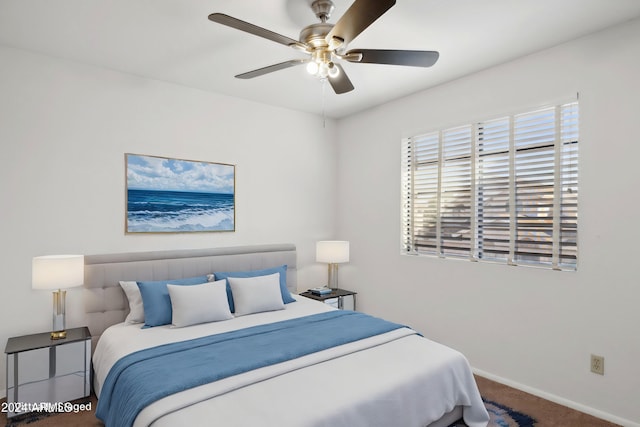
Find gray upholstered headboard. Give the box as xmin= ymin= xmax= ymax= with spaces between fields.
xmin=83 ymin=244 xmax=297 ymax=348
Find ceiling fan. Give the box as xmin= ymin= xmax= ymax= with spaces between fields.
xmin=208 ymin=0 xmax=439 ymax=94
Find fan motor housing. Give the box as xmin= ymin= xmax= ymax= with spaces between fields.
xmin=299 ymin=23 xmax=333 ymax=48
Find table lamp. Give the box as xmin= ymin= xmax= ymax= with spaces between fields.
xmin=316 ymin=241 xmax=349 ymax=289
xmin=32 ymin=255 xmax=84 ymax=339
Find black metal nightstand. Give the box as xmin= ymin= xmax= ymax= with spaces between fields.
xmin=299 ymin=288 xmax=357 ymax=310
xmin=4 ymin=326 xmax=91 ymax=418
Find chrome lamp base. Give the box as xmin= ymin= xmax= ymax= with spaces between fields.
xmin=51 ymin=289 xmax=67 ymax=340
xmin=327 ymin=263 xmax=340 ymax=289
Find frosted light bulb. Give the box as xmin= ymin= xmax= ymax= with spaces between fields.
xmin=328 ymin=63 xmax=339 ymax=78
xmin=318 ymin=62 xmax=329 ymax=78
xmin=306 ymin=61 xmax=319 ymax=75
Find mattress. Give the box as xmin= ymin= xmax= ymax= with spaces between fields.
xmin=93 ymin=296 xmax=489 ymax=427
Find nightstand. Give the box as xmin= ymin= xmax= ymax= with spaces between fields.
xmin=299 ymin=288 xmax=357 ymax=310
xmin=4 ymin=326 xmax=91 ymax=418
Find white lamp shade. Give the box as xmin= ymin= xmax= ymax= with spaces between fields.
xmin=316 ymin=241 xmax=350 ymax=264
xmin=32 ymin=255 xmax=84 ymax=290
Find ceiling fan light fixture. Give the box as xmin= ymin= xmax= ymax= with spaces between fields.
xmin=209 ymin=0 xmax=436 ymax=95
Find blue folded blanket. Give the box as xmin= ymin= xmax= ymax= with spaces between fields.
xmin=96 ymin=310 xmax=408 ymax=427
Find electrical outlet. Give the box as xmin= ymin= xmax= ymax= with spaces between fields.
xmin=591 ymin=354 xmax=604 ymax=375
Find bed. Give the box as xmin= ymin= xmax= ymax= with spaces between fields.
xmin=84 ymin=244 xmax=489 ymax=427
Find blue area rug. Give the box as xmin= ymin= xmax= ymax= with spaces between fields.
xmin=449 ymin=398 xmax=536 ymax=427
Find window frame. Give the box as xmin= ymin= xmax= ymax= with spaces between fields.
xmin=401 ymin=100 xmax=579 ymax=271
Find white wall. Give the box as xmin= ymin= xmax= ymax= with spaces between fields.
xmin=336 ymin=18 xmax=640 ymax=426
xmin=0 ymin=46 xmax=337 ymax=396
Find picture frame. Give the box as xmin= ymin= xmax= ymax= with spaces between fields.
xmin=125 ymin=153 xmax=235 ymax=233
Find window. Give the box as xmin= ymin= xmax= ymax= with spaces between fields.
xmin=402 ymin=101 xmax=578 ymax=270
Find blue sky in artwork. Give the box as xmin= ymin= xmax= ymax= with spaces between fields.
xmin=127 ymin=154 xmax=234 ymax=194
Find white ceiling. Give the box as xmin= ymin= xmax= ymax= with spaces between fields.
xmin=1 ymin=0 xmax=640 ymax=118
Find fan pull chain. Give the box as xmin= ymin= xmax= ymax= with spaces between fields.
xmin=321 ymin=78 xmax=327 ymax=128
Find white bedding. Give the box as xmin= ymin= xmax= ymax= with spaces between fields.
xmin=93 ymin=296 xmax=489 ymax=427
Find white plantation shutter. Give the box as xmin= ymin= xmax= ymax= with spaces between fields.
xmin=401 ymin=137 xmax=414 ymax=252
xmin=559 ymin=103 xmax=579 ymax=268
xmin=402 ymin=133 xmax=440 ymax=254
xmin=402 ymin=100 xmax=578 ymax=271
xmin=513 ymin=107 xmax=557 ymax=267
xmin=477 ymin=118 xmax=511 ymax=263
xmin=440 ymin=126 xmax=473 ymax=258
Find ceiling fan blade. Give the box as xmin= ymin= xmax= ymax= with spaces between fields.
xmin=208 ymin=13 xmax=306 ymax=50
xmin=328 ymin=64 xmax=354 ymax=94
xmin=235 ymin=59 xmax=308 ymax=79
xmin=345 ymin=49 xmax=439 ymax=67
xmin=326 ymin=0 xmax=396 ymax=47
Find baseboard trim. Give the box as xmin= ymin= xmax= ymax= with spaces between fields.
xmin=473 ymin=368 xmax=639 ymax=427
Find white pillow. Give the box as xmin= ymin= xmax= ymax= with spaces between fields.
xmin=227 ymin=273 xmax=285 ymax=316
xmin=167 ymin=279 xmax=233 ymax=327
xmin=120 ymin=274 xmax=215 ymax=324
xmin=119 ymin=281 xmax=144 ymax=324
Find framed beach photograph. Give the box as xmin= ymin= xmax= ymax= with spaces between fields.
xmin=125 ymin=153 xmax=235 ymax=233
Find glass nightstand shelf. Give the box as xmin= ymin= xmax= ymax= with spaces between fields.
xmin=4 ymin=326 xmax=91 ymax=418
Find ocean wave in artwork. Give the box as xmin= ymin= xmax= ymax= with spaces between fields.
xmin=127 ymin=189 xmax=234 ymax=232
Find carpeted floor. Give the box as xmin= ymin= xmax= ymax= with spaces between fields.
xmin=472 ymin=376 xmax=621 ymax=427
xmin=1 ymin=376 xmax=622 ymax=426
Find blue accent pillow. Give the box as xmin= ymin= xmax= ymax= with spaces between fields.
xmin=214 ymin=265 xmax=295 ymax=313
xmin=137 ymin=275 xmax=210 ymax=328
